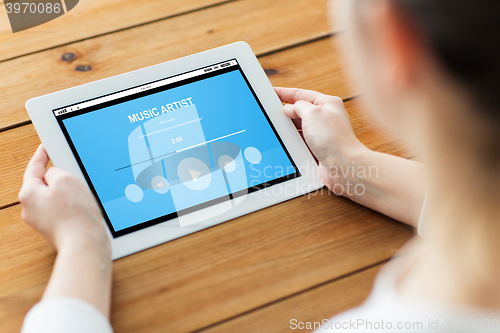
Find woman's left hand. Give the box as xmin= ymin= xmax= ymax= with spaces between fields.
xmin=19 ymin=144 xmax=109 ymax=252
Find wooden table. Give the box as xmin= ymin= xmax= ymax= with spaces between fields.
xmin=0 ymin=1 xmax=415 ymax=332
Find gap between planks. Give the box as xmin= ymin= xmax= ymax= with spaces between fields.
xmin=0 ymin=32 xmax=339 ymax=134
xmin=0 ymin=0 xmax=240 ymax=64
xmin=192 ymin=260 xmax=389 ymax=333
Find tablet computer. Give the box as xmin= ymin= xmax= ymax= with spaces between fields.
xmin=26 ymin=42 xmax=323 ymax=259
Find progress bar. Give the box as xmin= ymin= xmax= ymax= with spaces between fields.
xmin=176 ymin=129 xmax=246 ymax=153
xmin=115 ymin=129 xmax=246 ymax=171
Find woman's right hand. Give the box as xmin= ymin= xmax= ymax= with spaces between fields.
xmin=275 ymin=87 xmax=369 ymax=193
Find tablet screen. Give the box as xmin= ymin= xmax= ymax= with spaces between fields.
xmin=53 ymin=59 xmax=300 ymax=237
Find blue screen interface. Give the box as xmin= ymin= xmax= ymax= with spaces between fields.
xmin=54 ymin=60 xmax=299 ymax=237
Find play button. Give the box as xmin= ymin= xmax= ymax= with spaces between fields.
xmin=178 ymin=157 xmax=211 ymax=191
xmin=188 ymin=169 xmax=201 ymax=182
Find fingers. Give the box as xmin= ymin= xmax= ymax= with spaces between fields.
xmin=284 ymin=100 xmax=320 ymax=120
xmin=23 ymin=145 xmax=49 ymax=187
xmin=19 ymin=145 xmax=49 ymax=203
xmin=275 ymin=87 xmax=343 ymax=107
xmin=275 ymin=87 xmax=323 ymax=105
xmin=283 ymin=100 xmax=314 ymax=119
xmin=283 ymin=103 xmax=299 ymax=119
xmin=21 ymin=144 xmax=80 ymax=190
xmin=44 ymin=166 xmax=74 ymax=186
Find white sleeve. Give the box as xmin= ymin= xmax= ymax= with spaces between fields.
xmin=21 ymin=298 xmax=113 ymax=333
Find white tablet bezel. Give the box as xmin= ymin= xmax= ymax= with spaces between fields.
xmin=26 ymin=42 xmax=323 ymax=259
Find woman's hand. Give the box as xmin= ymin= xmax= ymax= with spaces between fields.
xmin=19 ymin=144 xmax=109 ymax=252
xmin=275 ymin=87 xmax=368 ymax=192
xmin=19 ymin=144 xmax=112 ymax=317
xmin=275 ymin=87 xmax=427 ymax=227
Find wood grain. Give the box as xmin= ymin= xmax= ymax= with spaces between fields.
xmin=0 ymin=0 xmax=233 ymax=61
xmin=0 ymin=191 xmax=413 ymax=333
xmin=3 ymin=36 xmax=358 ymax=208
xmin=200 ymin=265 xmax=383 ymax=333
xmin=0 ymin=0 xmax=333 ymax=132
xmin=0 ymin=36 xmax=410 ymax=209
xmin=259 ymin=38 xmax=360 ymax=100
xmin=0 ymin=2 xmax=416 ymax=333
xmin=0 ymin=98 xmax=409 ymax=211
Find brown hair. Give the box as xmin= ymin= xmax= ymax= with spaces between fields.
xmin=392 ymin=0 xmax=500 ymax=123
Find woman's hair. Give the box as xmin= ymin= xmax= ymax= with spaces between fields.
xmin=391 ymin=0 xmax=500 ymax=123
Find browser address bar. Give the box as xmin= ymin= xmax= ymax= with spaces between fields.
xmin=54 ymin=60 xmax=238 ymax=116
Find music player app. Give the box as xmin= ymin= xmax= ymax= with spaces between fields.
xmin=54 ymin=60 xmax=299 ymax=236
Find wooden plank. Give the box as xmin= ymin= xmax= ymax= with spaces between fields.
xmin=0 ymin=98 xmax=410 ymax=210
xmin=200 ymin=265 xmax=383 ymax=333
xmin=0 ymin=191 xmax=413 ymax=333
xmin=0 ymin=37 xmax=410 ymax=208
xmin=259 ymin=38 xmax=360 ymax=101
xmin=0 ymin=0 xmax=333 ymax=132
xmin=4 ymin=37 xmax=357 ymax=207
xmin=0 ymin=124 xmax=38 ymax=208
xmin=0 ymin=0 xmax=233 ymax=62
